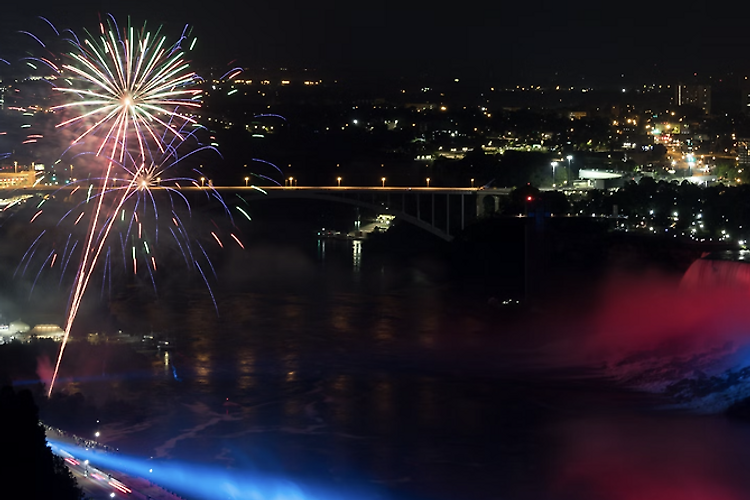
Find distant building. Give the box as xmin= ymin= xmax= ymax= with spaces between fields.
xmin=675 ymin=83 xmax=711 ymax=114
xmin=404 ymin=103 xmax=437 ymax=112
xmin=738 ymin=138 xmax=750 ymax=166
xmin=29 ymin=324 xmax=65 ymax=341
xmin=9 ymin=321 xmax=30 ymax=335
xmin=578 ymin=169 xmax=625 ymax=189
xmin=0 ymin=171 xmax=36 ymax=188
xmin=1 ymin=320 xmax=31 ymax=344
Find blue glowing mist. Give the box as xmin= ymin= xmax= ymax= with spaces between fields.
xmin=48 ymin=439 xmax=386 ymax=500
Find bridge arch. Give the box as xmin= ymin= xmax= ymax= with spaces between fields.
xmin=243 ymin=190 xmax=456 ymax=241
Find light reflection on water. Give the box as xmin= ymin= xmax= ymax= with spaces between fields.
xmin=236 ymin=345 xmax=256 ymax=392
xmin=353 ymin=240 xmax=362 ymax=274
xmin=85 ymin=239 xmax=750 ymax=500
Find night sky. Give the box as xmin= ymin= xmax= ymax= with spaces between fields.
xmin=1 ymin=0 xmax=750 ymax=84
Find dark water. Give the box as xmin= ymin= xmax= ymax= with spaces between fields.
xmin=48 ymin=233 xmax=750 ymax=500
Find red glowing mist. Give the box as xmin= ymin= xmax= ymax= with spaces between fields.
xmin=527 ymin=257 xmax=750 ymax=410
xmin=567 ymin=263 xmax=750 ymax=368
xmin=551 ymin=416 xmax=750 ymax=500
xmin=36 ymin=355 xmax=54 ymax=391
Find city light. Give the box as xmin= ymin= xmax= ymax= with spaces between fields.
xmin=551 ymin=161 xmax=559 ymax=186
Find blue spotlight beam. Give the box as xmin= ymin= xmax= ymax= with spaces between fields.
xmin=48 ymin=439 xmax=384 ymax=500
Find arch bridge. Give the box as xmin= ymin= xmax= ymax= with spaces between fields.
xmin=9 ymin=184 xmax=512 ymax=242
xmin=214 ymin=186 xmax=512 ymax=242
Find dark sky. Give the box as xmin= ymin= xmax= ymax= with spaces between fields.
xmin=2 ymin=0 xmax=750 ymax=84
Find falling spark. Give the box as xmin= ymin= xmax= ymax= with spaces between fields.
xmin=230 ymin=233 xmax=244 ymax=249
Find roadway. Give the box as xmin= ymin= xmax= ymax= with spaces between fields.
xmin=7 ymin=183 xmax=502 ymax=194
xmin=47 ymin=428 xmax=184 ymax=500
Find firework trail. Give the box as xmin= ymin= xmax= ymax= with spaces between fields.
xmin=40 ymin=16 xmax=211 ymax=396
xmin=35 ymin=138 xmax=248 ymax=395
xmin=41 ymin=139 xmax=251 ymax=395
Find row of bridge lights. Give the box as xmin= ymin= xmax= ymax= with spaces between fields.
xmin=238 ymin=162 xmax=478 ymax=188
xmin=257 ymin=177 xmax=477 ymax=188
xmin=207 ymin=177 xmax=483 ymax=188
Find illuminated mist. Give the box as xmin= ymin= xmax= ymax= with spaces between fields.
xmin=551 ymin=415 xmax=750 ymax=500
xmin=554 ymin=259 xmax=750 ymax=413
xmin=48 ymin=439 xmax=384 ymax=500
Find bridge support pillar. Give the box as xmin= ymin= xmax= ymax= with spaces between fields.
xmin=461 ymin=194 xmax=465 ymax=231
xmin=476 ymin=193 xmax=500 ymax=217
xmin=446 ymin=194 xmax=450 ymax=236
xmin=431 ymin=194 xmax=435 ymax=227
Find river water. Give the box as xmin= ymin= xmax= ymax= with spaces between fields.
xmin=44 ymin=227 xmax=750 ymax=500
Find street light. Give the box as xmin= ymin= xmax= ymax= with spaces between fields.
xmin=426 ymin=177 xmax=430 ymax=187
xmin=381 ymin=177 xmax=386 ymax=187
xmin=337 ymin=176 xmax=342 ymax=187
xmin=551 ymin=161 xmax=558 ymax=186
xmin=566 ymin=155 xmax=573 ymax=185
xmin=200 ymin=177 xmax=205 ymax=187
xmin=288 ymin=176 xmax=294 ymax=187
xmin=244 ymin=176 xmax=249 ymax=187
xmin=471 ymin=178 xmax=475 ymax=188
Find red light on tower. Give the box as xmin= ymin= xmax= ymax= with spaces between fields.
xmin=526 ymin=196 xmax=533 ymax=201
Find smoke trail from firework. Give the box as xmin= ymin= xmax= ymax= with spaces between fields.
xmin=47 ymin=17 xmax=205 ymax=397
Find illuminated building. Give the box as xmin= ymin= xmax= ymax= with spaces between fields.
xmin=741 ymin=87 xmax=750 ymax=115
xmin=738 ymin=138 xmax=750 ymax=166
xmin=0 ymin=171 xmax=36 ymax=188
xmin=29 ymin=324 xmax=65 ymax=341
xmin=675 ymin=83 xmax=711 ymax=114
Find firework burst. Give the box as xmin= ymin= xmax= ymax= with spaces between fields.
xmin=52 ymin=16 xmax=202 ymax=164
xmin=22 ymin=16 xmax=225 ymax=396
xmin=12 ymin=16 xmax=257 ymax=396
